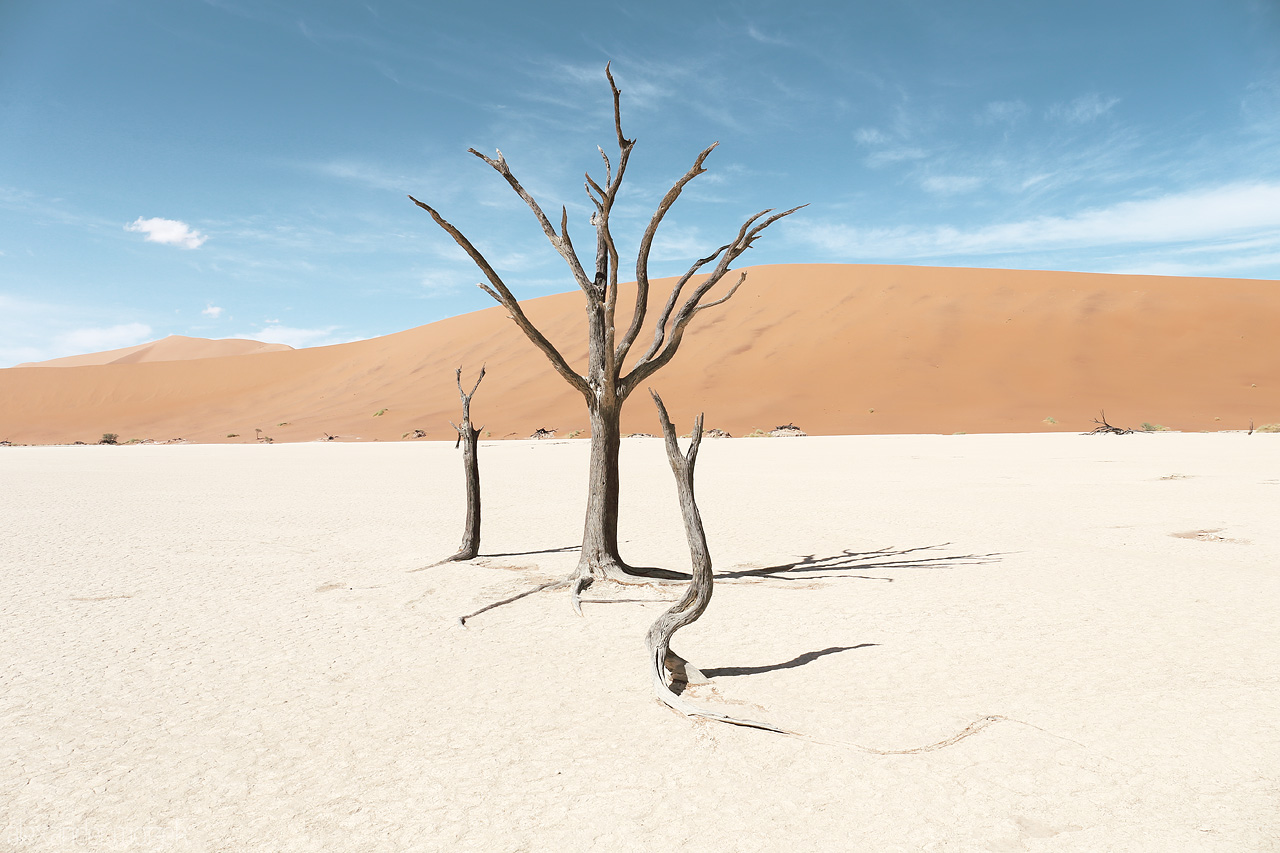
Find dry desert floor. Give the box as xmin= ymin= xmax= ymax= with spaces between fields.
xmin=2 ymin=433 xmax=1278 ymax=851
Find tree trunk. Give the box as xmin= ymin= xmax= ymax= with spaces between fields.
xmin=645 ymin=392 xmax=712 ymax=687
xmin=576 ymin=398 xmax=626 ymax=579
xmin=445 ymin=366 xmax=484 ymax=563
xmin=453 ymin=426 xmax=481 ymax=559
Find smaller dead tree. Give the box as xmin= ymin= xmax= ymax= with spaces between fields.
xmin=1087 ymin=410 xmax=1133 ymax=435
xmin=446 ymin=366 xmax=485 ymax=562
xmin=645 ymin=390 xmax=787 ymax=731
xmin=646 ymin=391 xmax=712 ymax=688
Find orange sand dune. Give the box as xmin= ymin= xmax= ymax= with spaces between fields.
xmin=0 ymin=264 xmax=1276 ymax=444
xmin=17 ymin=334 xmax=293 ymax=368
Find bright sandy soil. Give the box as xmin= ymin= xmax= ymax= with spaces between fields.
xmin=2 ymin=433 xmax=1278 ymax=851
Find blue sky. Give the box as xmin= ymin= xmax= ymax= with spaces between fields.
xmin=2 ymin=0 xmax=1278 ymax=366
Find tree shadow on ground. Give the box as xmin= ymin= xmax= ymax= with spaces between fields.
xmin=702 ymin=644 xmax=879 ymax=678
xmin=670 ymin=644 xmax=879 ymax=695
xmin=482 ymin=545 xmax=690 ymax=580
xmin=717 ymin=544 xmax=1004 ymax=582
xmin=479 ymin=545 xmax=580 ymax=558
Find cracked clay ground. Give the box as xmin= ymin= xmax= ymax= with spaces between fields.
xmin=2 ymin=433 xmax=1278 ymax=851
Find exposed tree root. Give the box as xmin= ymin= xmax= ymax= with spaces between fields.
xmin=570 ymin=575 xmax=592 ymax=617
xmin=651 ymin=678 xmax=1018 ymax=755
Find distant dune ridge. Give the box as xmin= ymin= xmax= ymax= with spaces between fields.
xmin=17 ymin=335 xmax=293 ymax=368
xmin=0 ymin=264 xmax=1276 ymax=444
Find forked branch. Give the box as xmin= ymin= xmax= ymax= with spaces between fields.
xmin=466 ymin=148 xmax=593 ymax=293
xmin=407 ymin=195 xmax=591 ymax=401
xmin=614 ymin=141 xmax=720 ymax=365
xmin=622 ymin=204 xmax=806 ymax=397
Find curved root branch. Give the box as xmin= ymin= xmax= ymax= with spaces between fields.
xmin=570 ymin=575 xmax=593 ymax=617
xmin=650 ymin=646 xmax=792 ymax=734
xmin=823 ymin=714 xmax=1010 ymax=754
xmin=652 ymin=665 xmax=1012 ymax=754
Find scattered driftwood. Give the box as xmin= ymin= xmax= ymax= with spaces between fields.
xmin=530 ymin=428 xmax=556 ymax=440
xmin=320 ymin=433 xmax=338 ymax=441
xmin=402 ymin=429 xmax=427 ymax=439
xmin=770 ymin=423 xmax=806 ymax=437
xmin=445 ymin=366 xmax=486 ymax=563
xmin=625 ymin=432 xmax=655 ymax=438
xmin=1086 ymin=411 xmax=1133 ymax=435
xmin=704 ymin=428 xmax=732 ymax=438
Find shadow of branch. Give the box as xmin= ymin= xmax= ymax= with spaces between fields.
xmin=717 ymin=544 xmax=1005 ymax=581
xmin=479 ymin=545 xmax=580 ymax=558
xmin=701 ymin=644 xmax=878 ymax=678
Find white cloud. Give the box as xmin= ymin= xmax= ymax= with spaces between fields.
xmin=1106 ymin=251 xmax=1280 ymax=277
xmin=125 ymin=217 xmax=207 ymax=249
xmin=1047 ymin=94 xmax=1120 ymax=124
xmin=419 ymin=274 xmax=464 ymax=297
xmin=745 ymin=23 xmax=790 ymax=46
xmin=978 ymin=100 xmax=1028 ymax=125
xmin=0 ymin=294 xmax=157 ymax=366
xmin=201 ymin=304 xmax=224 ymax=319
xmin=54 ymin=323 xmax=153 ymax=355
xmin=796 ymin=182 xmax=1280 ymax=262
xmin=233 ymin=325 xmax=360 ymax=349
xmin=920 ymin=175 xmax=983 ymax=195
xmin=854 ymin=127 xmax=890 ymax=145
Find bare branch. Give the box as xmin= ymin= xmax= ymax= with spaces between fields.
xmin=597 ymin=146 xmax=612 ymax=187
xmin=458 ymin=364 xmax=486 ymax=400
xmin=585 ymin=172 xmax=607 ymax=205
xmin=622 ymin=204 xmax=805 ymax=396
xmin=693 ymin=271 xmax=748 ymax=314
xmin=467 ymin=148 xmax=593 ymax=294
xmin=614 ymin=142 xmax=719 ymax=366
xmin=409 ymin=195 xmax=591 ymax=400
xmin=606 ymin=62 xmax=627 ymax=150
xmin=630 ymin=243 xmax=731 ymax=367
xmin=651 ymin=388 xmax=703 ymax=468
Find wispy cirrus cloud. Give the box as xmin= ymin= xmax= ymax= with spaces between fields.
xmin=232 ymin=324 xmax=362 ymax=349
xmin=125 ymin=217 xmax=207 ymax=249
xmin=0 ymin=293 xmax=157 ymax=366
xmin=920 ymin=175 xmax=983 ymax=195
xmin=1047 ymin=93 xmax=1120 ymax=124
xmin=745 ymin=23 xmax=791 ymax=46
xmin=794 ymin=181 xmax=1280 ymax=264
xmin=54 ymin=323 xmax=154 ymax=354
xmin=977 ymin=100 xmax=1029 ymax=125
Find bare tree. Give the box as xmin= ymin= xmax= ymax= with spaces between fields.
xmin=409 ymin=64 xmax=802 ymax=585
xmin=445 ymin=366 xmax=485 ymax=562
xmin=646 ymin=391 xmax=713 ymax=688
xmin=645 ymin=390 xmax=788 ymax=732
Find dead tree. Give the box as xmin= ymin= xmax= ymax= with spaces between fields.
xmin=1087 ymin=410 xmax=1133 ymax=435
xmin=644 ymin=390 xmax=788 ymax=731
xmin=445 ymin=366 xmax=485 ymax=562
xmin=409 ymin=64 xmax=802 ymax=586
xmin=646 ymin=391 xmax=713 ymax=688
